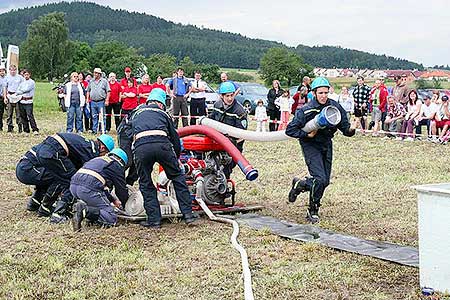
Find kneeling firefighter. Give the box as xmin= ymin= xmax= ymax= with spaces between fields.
xmin=71 ymin=148 xmax=129 ymax=231
xmin=36 ymin=133 xmax=115 ymax=223
xmin=286 ymin=77 xmax=355 ymax=224
xmin=131 ymin=88 xmax=198 ymax=228
xmin=16 ymin=144 xmax=61 ymax=215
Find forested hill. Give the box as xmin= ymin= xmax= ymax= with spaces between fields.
xmin=0 ymin=1 xmax=423 ymax=70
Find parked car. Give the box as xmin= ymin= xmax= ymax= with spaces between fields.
xmin=163 ymin=77 xmax=219 ymax=110
xmin=234 ymin=82 xmax=269 ymax=114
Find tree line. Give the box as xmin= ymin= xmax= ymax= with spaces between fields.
xmin=0 ymin=1 xmax=424 ymax=71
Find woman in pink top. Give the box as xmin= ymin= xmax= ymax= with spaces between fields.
xmin=400 ymin=90 xmax=422 ymax=141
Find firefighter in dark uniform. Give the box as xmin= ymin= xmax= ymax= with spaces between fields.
xmin=36 ymin=133 xmax=115 ymax=223
xmin=71 ymin=148 xmax=129 ymax=231
xmin=208 ymin=81 xmax=248 ymax=179
xmin=117 ymin=116 xmax=139 ymax=186
xmin=131 ymin=88 xmax=197 ymax=228
xmin=286 ymin=77 xmax=355 ymax=224
xmin=16 ymin=144 xmax=61 ymax=215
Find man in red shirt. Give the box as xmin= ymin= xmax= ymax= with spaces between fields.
xmin=106 ymin=72 xmax=122 ymax=131
xmin=137 ymin=74 xmax=152 ymax=104
xmin=120 ymin=78 xmax=138 ymax=116
xmin=120 ymin=67 xmax=137 ymax=89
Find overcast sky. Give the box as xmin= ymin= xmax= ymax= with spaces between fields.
xmin=1 ymin=0 xmax=449 ymax=67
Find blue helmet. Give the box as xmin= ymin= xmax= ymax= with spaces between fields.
xmin=97 ymin=134 xmax=115 ymax=152
xmin=147 ymin=88 xmax=166 ymax=106
xmin=109 ymin=148 xmax=128 ymax=165
xmin=311 ymin=77 xmax=331 ymax=90
xmin=218 ymin=81 xmax=236 ymax=94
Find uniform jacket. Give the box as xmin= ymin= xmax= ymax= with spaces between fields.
xmin=71 ymin=156 xmax=128 ymax=203
xmin=130 ymin=103 xmax=181 ymax=156
xmin=286 ymin=98 xmax=355 ymax=145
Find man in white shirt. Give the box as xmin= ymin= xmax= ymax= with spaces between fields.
xmin=17 ymin=69 xmax=39 ymax=134
xmin=4 ymin=64 xmax=24 ymax=133
xmin=189 ymin=70 xmax=207 ymax=125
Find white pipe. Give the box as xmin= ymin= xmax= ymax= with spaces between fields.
xmin=195 ymin=176 xmax=255 ymax=300
xmin=199 ymin=117 xmax=291 ymax=142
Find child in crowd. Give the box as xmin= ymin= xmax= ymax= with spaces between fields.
xmin=275 ymin=90 xmax=293 ymax=130
xmin=254 ymin=99 xmax=268 ymax=132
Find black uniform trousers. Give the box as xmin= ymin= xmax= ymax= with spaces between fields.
xmin=118 ymin=134 xmax=138 ymax=186
xmin=189 ymin=97 xmax=206 ymax=125
xmin=134 ymin=142 xmax=192 ymax=224
xmin=37 ymin=139 xmax=77 ymax=216
xmin=16 ymin=156 xmax=58 ymax=202
xmin=300 ymin=140 xmax=333 ymax=208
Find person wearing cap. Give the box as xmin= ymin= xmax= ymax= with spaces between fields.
xmin=130 ymin=88 xmax=198 ymax=228
xmin=71 ymin=148 xmax=129 ymax=231
xmin=167 ymin=67 xmax=192 ymax=128
xmin=36 ymin=133 xmax=115 ymax=223
xmin=286 ymin=77 xmax=355 ymax=224
xmin=120 ymin=66 xmax=137 ymax=89
xmin=220 ymin=72 xmax=241 ymax=97
xmin=352 ymin=76 xmax=371 ymax=132
xmin=392 ymin=74 xmax=409 ymax=107
xmin=208 ymin=81 xmax=248 ymax=179
xmin=4 ymin=64 xmax=24 ymax=133
xmin=86 ymin=68 xmax=110 ymax=134
xmin=0 ymin=65 xmax=6 ymax=131
xmin=106 ymin=72 xmax=122 ymax=132
xmin=416 ymin=95 xmax=437 ymax=139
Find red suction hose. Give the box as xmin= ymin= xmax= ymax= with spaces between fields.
xmin=177 ymin=125 xmax=258 ymax=181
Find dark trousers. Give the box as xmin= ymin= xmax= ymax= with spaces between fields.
xmin=189 ymin=98 xmax=206 ymax=125
xmin=134 ymin=142 xmax=192 ymax=224
xmin=300 ymin=141 xmax=333 ymax=208
xmin=268 ymin=109 xmax=280 ymax=131
xmin=19 ymin=103 xmax=39 ymax=133
xmin=37 ymin=140 xmax=77 ymax=217
xmin=106 ymin=102 xmax=122 ymax=131
xmin=83 ymin=104 xmax=91 ymax=131
xmin=415 ymin=119 xmax=431 ymax=135
xmin=0 ymin=97 xmax=4 ymax=130
xmin=172 ymin=96 xmax=188 ymax=128
xmin=70 ymin=184 xmax=117 ymax=225
xmin=119 ymin=134 xmax=138 ymax=187
xmin=7 ymin=102 xmax=22 ymax=132
xmin=16 ymin=156 xmax=56 ymax=202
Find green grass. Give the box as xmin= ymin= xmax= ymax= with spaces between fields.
xmin=1 ymin=83 xmax=449 ymax=299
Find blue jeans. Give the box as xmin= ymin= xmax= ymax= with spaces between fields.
xmin=90 ymin=100 xmax=105 ymax=133
xmin=66 ymin=105 xmax=83 ymax=132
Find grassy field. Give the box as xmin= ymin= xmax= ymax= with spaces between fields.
xmin=0 ymin=82 xmax=449 ymax=299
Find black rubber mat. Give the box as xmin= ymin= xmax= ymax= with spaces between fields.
xmin=237 ymin=214 xmax=418 ymax=267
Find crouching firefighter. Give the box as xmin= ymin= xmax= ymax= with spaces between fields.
xmin=71 ymin=148 xmax=129 ymax=231
xmin=208 ymin=81 xmax=248 ymax=179
xmin=131 ymin=88 xmax=198 ymax=228
xmin=37 ymin=133 xmax=115 ymax=224
xmin=16 ymin=144 xmax=61 ymax=215
xmin=286 ymin=77 xmax=355 ymax=224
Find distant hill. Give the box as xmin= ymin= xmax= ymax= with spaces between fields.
xmin=0 ymin=1 xmax=423 ymax=70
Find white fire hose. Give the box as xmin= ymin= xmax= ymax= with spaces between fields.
xmin=198 ymin=106 xmax=341 ymax=141
xmin=194 ymin=173 xmax=255 ymax=300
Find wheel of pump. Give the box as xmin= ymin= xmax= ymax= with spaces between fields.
xmin=243 ymin=100 xmax=252 ymax=115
